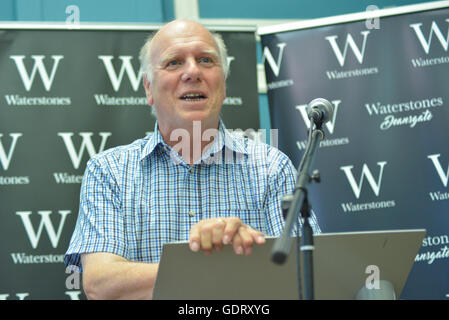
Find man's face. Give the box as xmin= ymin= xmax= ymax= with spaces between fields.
xmin=144 ymin=21 xmax=226 ymax=132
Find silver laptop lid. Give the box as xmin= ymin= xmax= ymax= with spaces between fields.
xmin=153 ymin=229 xmax=425 ymax=300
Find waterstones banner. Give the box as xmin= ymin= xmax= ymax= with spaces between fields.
xmin=260 ymin=1 xmax=449 ymax=299
xmin=0 ymin=24 xmax=259 ymax=300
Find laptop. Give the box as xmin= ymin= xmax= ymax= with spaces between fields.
xmin=153 ymin=229 xmax=425 ymax=300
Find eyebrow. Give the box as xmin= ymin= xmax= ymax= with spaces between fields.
xmin=159 ymin=48 xmax=220 ymax=66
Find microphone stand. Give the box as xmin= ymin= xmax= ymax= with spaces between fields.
xmin=272 ymin=121 xmax=325 ymax=300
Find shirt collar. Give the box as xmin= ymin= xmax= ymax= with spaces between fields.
xmin=140 ymin=119 xmax=249 ymax=162
xmin=140 ymin=121 xmax=166 ymax=161
xmin=210 ymin=119 xmax=248 ymax=157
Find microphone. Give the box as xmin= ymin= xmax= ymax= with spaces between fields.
xmin=307 ymin=98 xmax=334 ymax=125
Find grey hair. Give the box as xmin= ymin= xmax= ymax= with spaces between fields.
xmin=139 ymin=30 xmax=229 ymax=84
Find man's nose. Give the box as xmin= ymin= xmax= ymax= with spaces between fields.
xmin=181 ymin=58 xmax=202 ymax=82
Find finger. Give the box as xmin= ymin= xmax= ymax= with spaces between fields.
xmin=189 ymin=224 xmax=201 ymax=252
xmin=200 ymin=221 xmax=214 ymax=255
xmin=238 ymin=226 xmax=254 ymax=256
xmin=211 ymin=219 xmax=226 ymax=251
xmin=232 ymin=233 xmax=244 ymax=255
xmin=248 ymin=228 xmax=266 ymax=245
xmin=222 ymin=217 xmax=242 ymax=245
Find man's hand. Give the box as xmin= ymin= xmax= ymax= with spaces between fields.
xmin=189 ymin=217 xmax=266 ymax=256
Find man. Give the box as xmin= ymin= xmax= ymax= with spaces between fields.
xmin=64 ymin=19 xmax=320 ymax=299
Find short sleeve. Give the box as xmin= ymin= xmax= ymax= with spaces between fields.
xmin=264 ymin=148 xmax=321 ymax=237
xmin=64 ymin=157 xmax=127 ymax=272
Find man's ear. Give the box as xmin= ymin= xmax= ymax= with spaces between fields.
xmin=143 ymin=75 xmax=154 ymax=106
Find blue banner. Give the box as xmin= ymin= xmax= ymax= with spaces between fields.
xmin=260 ymin=2 xmax=449 ymax=299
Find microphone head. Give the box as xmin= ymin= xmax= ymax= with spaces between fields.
xmin=272 ymin=251 xmax=287 ymax=265
xmin=307 ymin=98 xmax=334 ymax=124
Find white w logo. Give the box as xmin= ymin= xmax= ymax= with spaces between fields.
xmin=16 ymin=210 xmax=71 ymax=249
xmin=410 ymin=20 xmax=449 ymax=54
xmin=428 ymin=154 xmax=449 ymax=187
xmin=262 ymin=43 xmax=287 ymax=77
xmin=0 ymin=133 xmax=22 ymax=171
xmin=325 ymin=31 xmax=370 ymax=67
xmin=295 ymin=100 xmax=341 ymax=134
xmin=0 ymin=293 xmax=30 ymax=300
xmin=340 ymin=161 xmax=387 ymax=199
xmin=10 ymin=55 xmax=63 ymax=91
xmin=99 ymin=55 xmax=142 ymax=91
xmin=226 ymin=56 xmax=235 ymax=76
xmin=58 ymin=132 xmax=111 ymax=169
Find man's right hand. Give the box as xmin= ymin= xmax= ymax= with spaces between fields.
xmin=188 ymin=217 xmax=266 ymax=256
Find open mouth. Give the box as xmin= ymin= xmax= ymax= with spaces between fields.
xmin=180 ymin=93 xmax=207 ymax=102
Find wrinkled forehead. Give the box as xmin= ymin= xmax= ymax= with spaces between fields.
xmin=150 ymin=22 xmax=219 ymax=61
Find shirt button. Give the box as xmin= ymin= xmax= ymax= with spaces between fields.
xmin=188 ymin=168 xmax=194 ymax=173
xmin=188 ymin=211 xmax=195 ymax=217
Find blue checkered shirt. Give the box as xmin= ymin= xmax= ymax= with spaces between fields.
xmin=64 ymin=121 xmax=321 ymax=270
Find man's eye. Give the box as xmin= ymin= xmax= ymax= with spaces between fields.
xmin=166 ymin=60 xmax=182 ymax=69
xmin=199 ymin=57 xmax=212 ymax=64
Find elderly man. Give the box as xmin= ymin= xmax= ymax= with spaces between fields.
xmin=64 ymin=19 xmax=320 ymax=299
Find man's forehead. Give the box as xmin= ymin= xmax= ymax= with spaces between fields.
xmin=151 ymin=32 xmax=219 ymax=62
xmin=161 ymin=40 xmax=218 ymax=56
xmin=152 ymin=21 xmax=215 ymax=45
xmin=154 ymin=21 xmax=214 ymax=44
